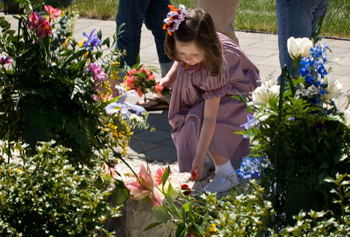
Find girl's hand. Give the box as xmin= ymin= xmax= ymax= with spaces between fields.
xmin=158 ymin=76 xmax=173 ymax=89
xmin=190 ymin=156 xmax=204 ymax=181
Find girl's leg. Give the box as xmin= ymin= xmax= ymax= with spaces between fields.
xmin=204 ymin=151 xmax=239 ymax=192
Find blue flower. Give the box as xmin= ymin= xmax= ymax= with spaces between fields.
xmin=83 ymin=29 xmax=102 ymax=50
xmin=237 ymin=156 xmax=262 ymax=179
xmin=240 ymin=114 xmax=258 ymax=130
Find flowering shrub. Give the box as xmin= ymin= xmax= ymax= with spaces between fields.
xmin=0 ymin=1 xmax=151 ymax=166
xmin=0 ymin=141 xmax=122 ymax=236
xmin=124 ymin=64 xmax=172 ymax=101
xmin=236 ymin=32 xmax=350 ymax=228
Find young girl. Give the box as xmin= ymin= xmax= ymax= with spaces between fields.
xmin=160 ymin=5 xmax=261 ymax=192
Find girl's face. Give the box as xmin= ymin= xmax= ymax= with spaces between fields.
xmin=175 ymin=41 xmax=205 ymax=66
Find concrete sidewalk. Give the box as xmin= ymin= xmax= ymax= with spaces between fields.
xmin=2 ymin=13 xmax=350 ymax=164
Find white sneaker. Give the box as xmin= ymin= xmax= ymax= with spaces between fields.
xmin=203 ymin=173 xmax=239 ymax=193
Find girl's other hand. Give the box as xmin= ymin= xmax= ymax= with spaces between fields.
xmin=190 ymin=156 xmax=204 ymax=181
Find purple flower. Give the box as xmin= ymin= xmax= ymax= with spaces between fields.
xmin=240 ymin=114 xmax=258 ymax=130
xmin=83 ymin=29 xmax=102 ymax=50
xmin=89 ymin=63 xmax=105 ymax=81
xmin=0 ymin=56 xmax=13 ymax=65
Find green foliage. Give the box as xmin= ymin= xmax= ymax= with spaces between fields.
xmin=147 ymin=170 xmax=350 ymax=236
xmin=0 ymin=141 xmax=121 ymax=236
xmin=0 ymin=1 xmax=153 ymax=167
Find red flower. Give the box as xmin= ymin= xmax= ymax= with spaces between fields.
xmin=181 ymin=184 xmax=191 ymax=196
xmin=37 ymin=19 xmax=52 ymax=38
xmin=191 ymin=170 xmax=198 ymax=179
xmin=128 ymin=68 xmax=137 ymax=76
xmin=149 ymin=74 xmax=156 ymax=80
xmin=135 ymin=85 xmax=143 ymax=97
xmin=154 ymin=84 xmax=163 ymax=93
xmin=154 ymin=167 xmax=172 ymax=186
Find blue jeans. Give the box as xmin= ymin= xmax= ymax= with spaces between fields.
xmin=277 ymin=0 xmax=329 ymax=75
xmin=116 ymin=0 xmax=172 ymax=68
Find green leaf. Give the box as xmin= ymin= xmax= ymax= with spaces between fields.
xmin=97 ymin=29 xmax=102 ymax=40
xmin=182 ymin=203 xmax=190 ymax=213
xmin=167 ymin=196 xmax=181 ymax=218
xmin=161 ymin=166 xmax=170 ymax=187
xmin=154 ymin=206 xmax=170 ymax=222
xmin=102 ymin=37 xmax=110 ymax=48
xmin=112 ymin=180 xmax=129 ymax=205
xmin=143 ymin=222 xmax=163 ymax=231
xmin=175 ymin=223 xmax=186 ymax=237
xmin=166 ymin=182 xmax=174 ymax=198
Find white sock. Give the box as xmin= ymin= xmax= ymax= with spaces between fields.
xmin=215 ymin=160 xmax=236 ymax=184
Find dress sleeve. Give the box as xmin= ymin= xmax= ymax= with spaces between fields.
xmin=199 ymin=49 xmax=260 ymax=100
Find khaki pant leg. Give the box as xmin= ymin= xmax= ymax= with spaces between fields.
xmin=195 ymin=0 xmax=241 ymax=45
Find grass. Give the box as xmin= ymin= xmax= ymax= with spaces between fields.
xmin=1 ymin=0 xmax=349 ymax=39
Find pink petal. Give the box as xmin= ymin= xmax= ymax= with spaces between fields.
xmin=139 ymin=164 xmax=147 ymax=179
xmin=151 ymin=187 xmax=163 ymax=208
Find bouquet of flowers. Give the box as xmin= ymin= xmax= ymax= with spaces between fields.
xmin=237 ymin=31 xmax=350 ymax=226
xmin=123 ymin=64 xmax=172 ymax=101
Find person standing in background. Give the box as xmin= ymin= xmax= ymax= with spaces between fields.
xmin=195 ymin=0 xmax=241 ymax=45
xmin=111 ymin=0 xmax=174 ymax=102
xmin=276 ymin=0 xmax=329 ymax=75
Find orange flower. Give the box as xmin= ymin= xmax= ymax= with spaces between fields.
xmin=155 ymin=84 xmax=163 ymax=93
xmin=168 ymin=5 xmax=178 ymax=12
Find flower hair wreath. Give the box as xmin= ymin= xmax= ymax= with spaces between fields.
xmin=163 ymin=4 xmax=188 ymax=36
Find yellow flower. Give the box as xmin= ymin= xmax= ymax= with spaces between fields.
xmin=60 ymin=11 xmax=65 ymax=17
xmin=80 ymin=39 xmax=87 ymax=47
xmin=205 ymin=224 xmax=218 ymax=235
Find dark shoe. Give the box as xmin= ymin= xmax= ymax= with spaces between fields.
xmin=136 ymin=96 xmax=169 ymax=111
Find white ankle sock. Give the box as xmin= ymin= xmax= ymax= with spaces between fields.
xmin=215 ymin=160 xmax=236 ymax=184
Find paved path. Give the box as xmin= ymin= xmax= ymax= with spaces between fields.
xmin=2 ymin=13 xmax=350 ymax=164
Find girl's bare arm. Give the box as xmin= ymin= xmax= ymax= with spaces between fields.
xmin=159 ymin=61 xmax=178 ymax=88
xmin=191 ymin=96 xmax=220 ymax=178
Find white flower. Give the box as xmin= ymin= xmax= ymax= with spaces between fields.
xmin=344 ymin=108 xmax=350 ymax=129
xmin=247 ymin=80 xmax=280 ymax=106
xmin=287 ymin=37 xmax=313 ymax=59
xmin=163 ymin=181 xmax=181 ymax=199
xmin=322 ymin=77 xmax=343 ymax=100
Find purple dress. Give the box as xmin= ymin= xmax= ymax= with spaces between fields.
xmin=168 ymin=33 xmax=261 ymax=172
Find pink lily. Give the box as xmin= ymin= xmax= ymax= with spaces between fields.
xmin=0 ymin=56 xmax=13 ymax=65
xmin=44 ymin=5 xmax=61 ymax=20
xmin=37 ymin=19 xmax=52 ymax=38
xmin=28 ymin=12 xmax=41 ymax=29
xmin=124 ymin=164 xmax=162 ymax=208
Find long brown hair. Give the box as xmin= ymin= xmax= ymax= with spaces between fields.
xmin=164 ymin=9 xmax=223 ymax=76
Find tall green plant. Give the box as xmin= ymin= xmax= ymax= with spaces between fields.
xmin=0 ymin=1 xmax=147 ymax=166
